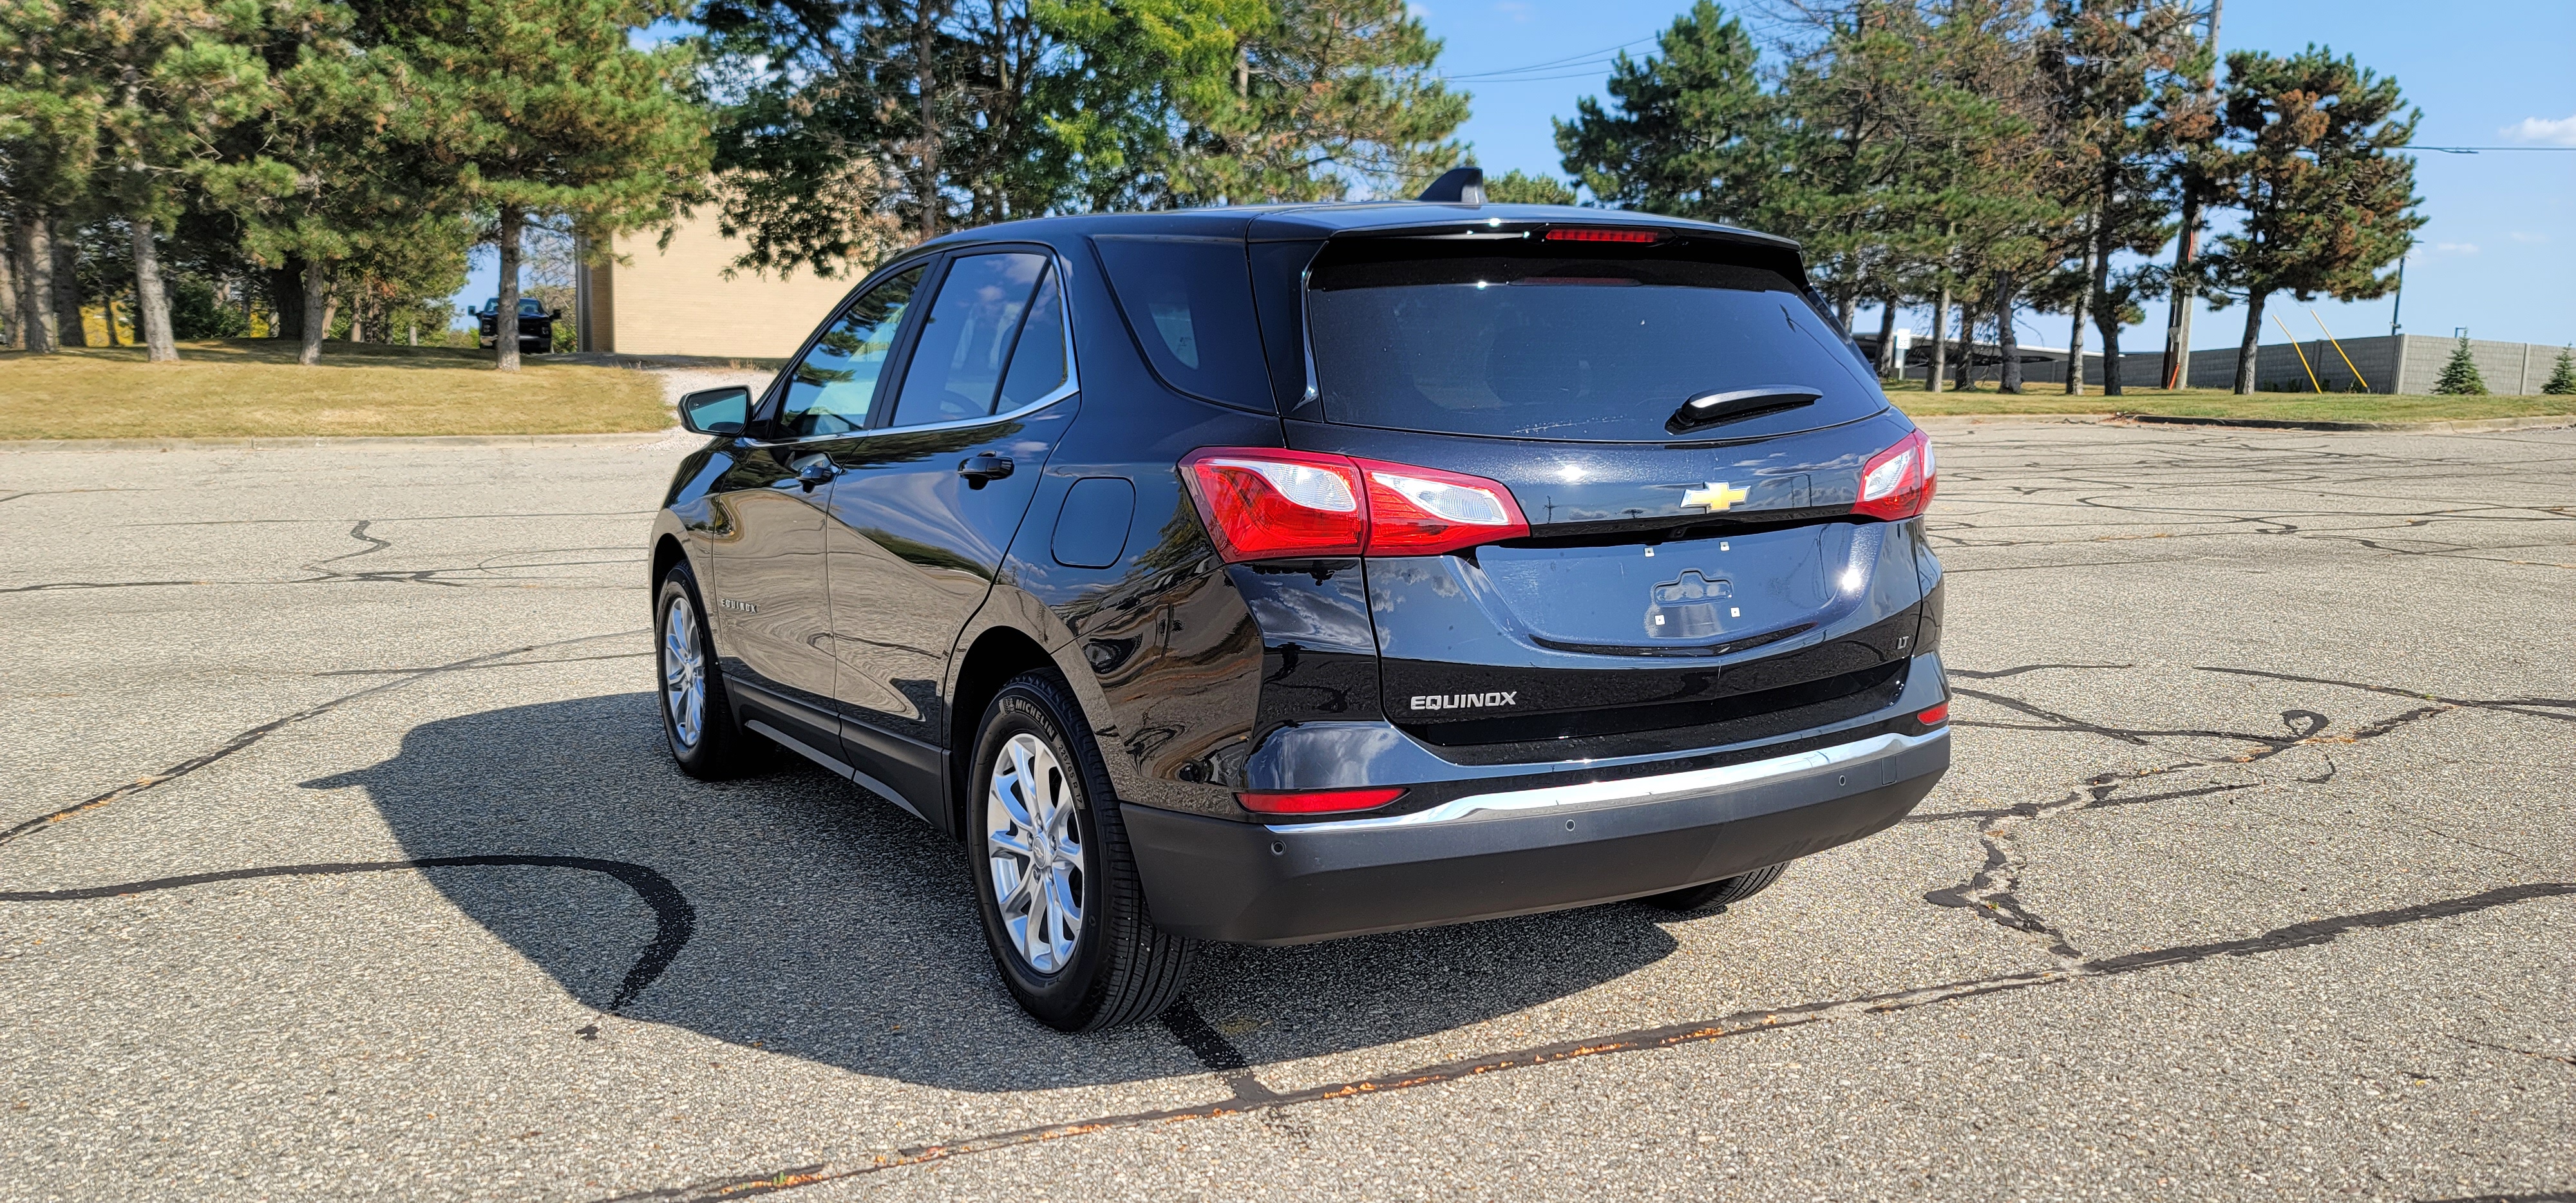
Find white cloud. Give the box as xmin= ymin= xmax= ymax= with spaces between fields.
xmin=2501 ymin=113 xmax=2576 ymax=146
xmin=2434 ymin=242 xmax=2480 ymax=255
xmin=1494 ymin=1 xmax=1533 ymax=19
xmin=2509 ymin=231 xmax=2551 ymax=244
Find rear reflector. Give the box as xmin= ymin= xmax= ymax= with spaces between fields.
xmin=1237 ymin=786 xmax=1407 ymax=816
xmin=1543 ymin=227 xmax=1660 ymax=243
xmin=1182 ymin=447 xmax=1529 ymax=562
xmin=1915 ymin=702 xmax=1949 ymax=726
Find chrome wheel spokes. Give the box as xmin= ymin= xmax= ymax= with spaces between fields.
xmin=662 ymin=597 xmax=706 ymax=751
xmin=985 ymin=732 xmax=1084 ymax=973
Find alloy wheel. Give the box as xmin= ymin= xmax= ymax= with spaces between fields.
xmin=661 ymin=596 xmax=706 ymax=751
xmin=985 ymin=732 xmax=1086 ymax=974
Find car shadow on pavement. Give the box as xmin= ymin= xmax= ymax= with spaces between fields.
xmin=307 ymin=691 xmax=1685 ymax=1092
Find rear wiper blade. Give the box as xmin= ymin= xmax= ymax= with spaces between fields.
xmin=1665 ymin=385 xmax=1823 ymax=435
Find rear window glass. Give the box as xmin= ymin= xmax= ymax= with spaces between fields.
xmin=1306 ymin=241 xmax=1882 ymax=442
xmin=1092 ymin=236 xmax=1273 ymax=411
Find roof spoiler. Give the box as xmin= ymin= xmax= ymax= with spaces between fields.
xmin=1416 ymin=167 xmax=1484 ymax=205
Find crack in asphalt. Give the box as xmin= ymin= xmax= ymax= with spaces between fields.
xmin=595 ymin=881 xmax=2576 ymax=1202
xmin=0 ymin=856 xmax=692 ymax=1012
xmin=1912 ymin=664 xmax=2476 ymax=961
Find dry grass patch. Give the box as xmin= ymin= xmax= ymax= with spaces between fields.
xmin=0 ymin=339 xmax=670 ymax=440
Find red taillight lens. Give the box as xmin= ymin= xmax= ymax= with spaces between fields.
xmin=1915 ymin=701 xmax=1949 ymax=726
xmin=1237 ymin=786 xmax=1406 ymax=816
xmin=1854 ymin=430 xmax=1937 ymax=520
xmin=1544 ymin=227 xmax=1660 ymax=243
xmin=1180 ymin=448 xmax=1367 ymax=560
xmin=1181 ymin=448 xmax=1528 ymax=562
xmin=1354 ymin=457 xmax=1530 ymax=555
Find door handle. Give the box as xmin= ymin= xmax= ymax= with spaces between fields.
xmin=958 ymin=452 xmax=1015 ymax=489
xmin=795 ymin=458 xmax=839 ymax=492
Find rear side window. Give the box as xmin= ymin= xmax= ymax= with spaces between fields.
xmin=996 ymin=269 xmax=1068 ymax=410
xmin=891 ymin=252 xmax=1050 ymax=426
xmin=1306 ymin=240 xmax=1882 ymax=442
xmin=1092 ymin=236 xmax=1273 ymax=411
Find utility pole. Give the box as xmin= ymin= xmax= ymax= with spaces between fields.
xmin=2160 ymin=0 xmax=2223 ymax=390
xmin=2389 ymin=248 xmax=2408 ymax=339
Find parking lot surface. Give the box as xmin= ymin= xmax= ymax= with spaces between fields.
xmin=2 ymin=419 xmax=2570 ymax=1202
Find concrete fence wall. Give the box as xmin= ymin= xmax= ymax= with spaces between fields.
xmin=1864 ymin=333 xmax=2571 ymax=395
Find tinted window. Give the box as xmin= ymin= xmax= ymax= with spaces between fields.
xmin=779 ymin=266 xmax=923 ymax=437
xmin=995 ymin=269 xmax=1068 ymax=411
xmin=890 ymin=252 xmax=1050 ymax=426
xmin=1306 ymin=245 xmax=1882 ymax=442
xmin=1092 ymin=236 xmax=1271 ymax=410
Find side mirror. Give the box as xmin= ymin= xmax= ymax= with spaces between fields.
xmin=677 ymin=386 xmax=750 ymax=436
xmin=550 ymin=308 xmax=564 ymax=320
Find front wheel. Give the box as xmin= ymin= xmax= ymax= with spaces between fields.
xmin=656 ymin=564 xmax=748 ymax=779
xmin=969 ymin=671 xmax=1193 ymax=1031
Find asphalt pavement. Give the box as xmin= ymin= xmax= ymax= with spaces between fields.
xmin=1 ymin=417 xmax=2570 ymax=1201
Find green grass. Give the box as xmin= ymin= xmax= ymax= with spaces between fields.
xmin=1885 ymin=379 xmax=2576 ymax=424
xmin=0 ymin=339 xmax=670 ymax=440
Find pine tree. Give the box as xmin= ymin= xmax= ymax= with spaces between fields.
xmin=2543 ymin=346 xmax=2576 ymax=395
xmin=2432 ymin=335 xmax=2486 ymax=396
xmin=1555 ymin=1 xmax=1779 ymax=224
xmin=397 ymin=0 xmax=711 ymax=369
xmin=1173 ymin=0 xmax=1468 ymax=203
xmin=1482 ymin=170 xmax=1575 ymax=205
xmin=2199 ymin=48 xmax=2425 ymax=395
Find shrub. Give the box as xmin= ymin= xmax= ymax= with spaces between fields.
xmin=167 ymin=275 xmax=252 ymax=339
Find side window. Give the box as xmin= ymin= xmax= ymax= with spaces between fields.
xmin=995 ymin=269 xmax=1068 ymax=411
xmin=889 ymin=252 xmax=1050 ymax=427
xmin=1091 ymin=236 xmax=1273 ymax=411
xmin=778 ymin=265 xmax=924 ymax=437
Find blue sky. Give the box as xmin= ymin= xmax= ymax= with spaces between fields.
xmin=1430 ymin=0 xmax=2576 ymax=350
xmin=466 ymin=1 xmax=2574 ymax=352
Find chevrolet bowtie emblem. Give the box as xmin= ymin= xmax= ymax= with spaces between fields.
xmin=1681 ymin=482 xmax=1750 ymax=511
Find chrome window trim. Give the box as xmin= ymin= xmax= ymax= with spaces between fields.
xmin=746 ymin=247 xmax=1080 ymax=450
xmin=1265 ymin=728 xmax=1946 ymax=833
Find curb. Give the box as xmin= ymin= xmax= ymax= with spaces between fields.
xmin=1911 ymin=412 xmax=2575 ymax=434
xmin=2110 ymin=412 xmax=2576 ymax=433
xmin=0 ymin=430 xmax=697 ymax=452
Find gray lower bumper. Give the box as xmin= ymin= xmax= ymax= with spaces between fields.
xmin=1123 ymin=727 xmax=1949 ymax=945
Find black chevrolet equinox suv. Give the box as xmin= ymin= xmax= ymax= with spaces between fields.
xmin=649 ymin=185 xmax=1951 ymax=1030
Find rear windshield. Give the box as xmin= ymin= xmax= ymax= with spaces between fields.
xmin=1306 ymin=240 xmax=1883 ymax=442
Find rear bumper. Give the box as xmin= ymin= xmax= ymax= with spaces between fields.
xmin=1123 ymin=726 xmax=1948 ymax=945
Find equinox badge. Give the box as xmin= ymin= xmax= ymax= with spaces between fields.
xmin=1411 ymin=692 xmax=1518 ymax=711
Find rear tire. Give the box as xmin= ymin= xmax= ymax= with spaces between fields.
xmin=656 ymin=563 xmax=748 ymax=780
xmin=1643 ymin=862 xmax=1788 ymax=913
xmin=969 ymin=670 xmax=1193 ymax=1031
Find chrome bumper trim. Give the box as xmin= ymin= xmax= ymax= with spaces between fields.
xmin=1267 ymin=728 xmax=1947 ymax=833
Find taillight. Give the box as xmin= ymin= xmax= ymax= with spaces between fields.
xmin=1854 ymin=430 xmax=1937 ymax=520
xmin=1181 ymin=448 xmax=1529 ymax=562
xmin=1915 ymin=701 xmax=1949 ymax=726
xmin=1179 ymin=449 xmax=1367 ymax=560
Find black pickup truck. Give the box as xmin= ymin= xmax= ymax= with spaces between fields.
xmin=476 ymin=297 xmax=560 ymax=354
